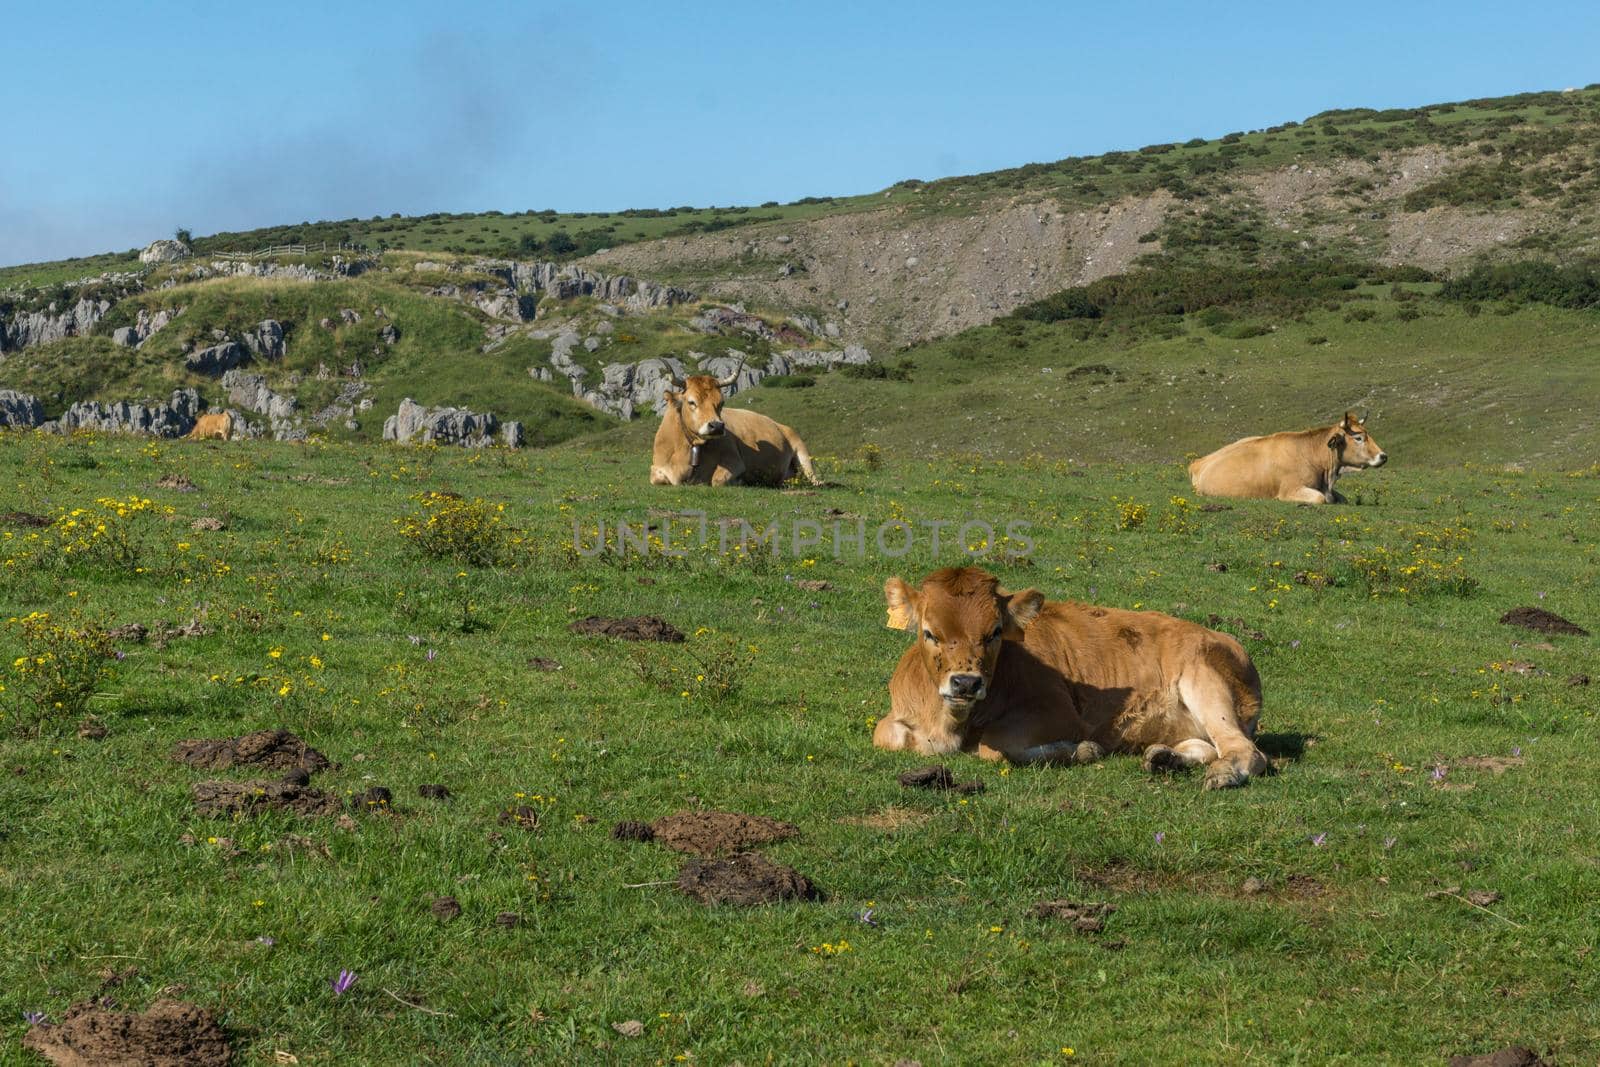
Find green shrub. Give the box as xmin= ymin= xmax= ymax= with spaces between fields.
xmin=764 ymin=374 xmax=816 ymax=388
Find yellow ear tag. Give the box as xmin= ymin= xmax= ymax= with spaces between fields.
xmin=886 ymin=604 xmax=910 ymax=631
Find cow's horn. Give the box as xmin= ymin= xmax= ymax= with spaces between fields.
xmin=717 ymin=356 xmax=746 ymax=389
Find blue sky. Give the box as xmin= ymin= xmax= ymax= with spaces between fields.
xmin=3 ymin=1 xmax=1595 ymax=266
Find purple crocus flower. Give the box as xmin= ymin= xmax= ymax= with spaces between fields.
xmin=1431 ymin=765 xmax=1447 ymax=782
xmin=256 ymin=936 xmax=275 ymax=947
xmin=1383 ymin=836 xmax=1397 ymax=850
xmin=330 ymin=969 xmax=358 ymax=996
xmin=23 ymin=1011 xmax=48 ymax=1026
xmin=1310 ymin=832 xmax=1327 ymax=847
xmin=407 ymin=635 xmax=422 ymax=646
xmin=1153 ymin=831 xmax=1165 ymax=845
xmin=426 ymin=648 xmax=437 ymax=662
xmin=1511 ymin=746 xmax=1522 ymax=758
xmin=857 ymin=907 xmax=878 ymax=927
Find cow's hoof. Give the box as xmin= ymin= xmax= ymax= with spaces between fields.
xmin=1142 ymin=745 xmax=1183 ymax=774
xmin=1203 ymin=763 xmax=1249 ymax=790
xmin=1072 ymin=741 xmax=1105 ymax=766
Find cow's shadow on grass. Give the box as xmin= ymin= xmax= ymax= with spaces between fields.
xmin=1257 ymin=731 xmax=1313 ymax=762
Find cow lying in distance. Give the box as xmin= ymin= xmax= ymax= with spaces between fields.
xmin=1189 ymin=411 xmax=1387 ymax=504
xmin=186 ymin=412 xmax=234 ymax=441
xmin=875 ymin=567 xmax=1270 ymax=790
xmin=649 ymin=370 xmax=820 ymax=486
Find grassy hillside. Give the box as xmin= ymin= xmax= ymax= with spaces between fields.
xmin=1 ymin=430 xmax=1596 ymax=1063
xmin=594 ymin=280 xmax=1600 ymax=470
xmin=8 ymin=85 xmax=1600 ymax=292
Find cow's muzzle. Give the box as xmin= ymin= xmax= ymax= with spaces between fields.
xmin=1370 ymin=452 xmax=1388 ymax=467
xmin=939 ymin=672 xmax=986 ymax=715
xmin=699 ymin=420 xmax=726 ymax=438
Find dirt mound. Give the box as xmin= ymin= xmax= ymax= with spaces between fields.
xmin=172 ymin=729 xmax=331 ymax=774
xmin=23 ymin=998 xmax=232 ymax=1066
xmin=191 ymin=775 xmax=341 ymax=818
xmin=1448 ymin=1048 xmax=1546 ymax=1067
xmin=499 ymin=804 xmax=541 ymax=830
xmin=351 ymin=786 xmax=393 ymax=812
xmin=190 ymin=516 xmax=225 ymax=532
xmin=1030 ymin=900 xmax=1116 ymax=933
xmin=1499 ymin=607 xmax=1587 ymax=636
xmin=430 ymin=895 xmax=462 ymax=921
xmin=611 ymin=820 xmax=656 ymax=842
xmin=568 ymin=615 xmax=685 ymax=642
xmin=156 ymin=473 xmax=198 ymax=492
xmin=0 ymin=510 xmax=52 ymax=527
xmin=897 ymin=766 xmax=985 ymax=794
xmin=417 ymin=784 xmax=451 ymax=800
xmin=651 ymin=811 xmax=799 ymax=856
xmin=526 ymin=656 xmax=562 ymax=671
xmin=107 ymin=622 xmax=148 ymax=644
xmin=677 ymin=851 xmax=816 ymax=906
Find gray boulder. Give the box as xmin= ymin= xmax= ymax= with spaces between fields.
xmin=698 ymin=350 xmax=765 ymax=393
xmin=0 ymin=297 xmax=111 ymax=352
xmin=0 ymin=390 xmax=45 ymax=428
xmin=112 ymin=326 xmax=140 ymax=347
xmin=382 ymin=398 xmax=517 ymax=448
xmin=221 ymin=370 xmax=298 ymax=421
xmin=186 ymin=341 xmax=250 ymax=376
xmin=139 ymin=239 xmax=191 ymax=264
xmin=241 ymin=320 xmax=285 ymax=359
xmin=56 ymin=388 xmax=201 ymax=437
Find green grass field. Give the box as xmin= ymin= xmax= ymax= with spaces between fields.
xmin=2 ymin=399 xmax=1597 ymax=1062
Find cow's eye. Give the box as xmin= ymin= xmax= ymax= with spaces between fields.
xmin=988 ymin=625 xmax=1003 ymax=642
xmin=687 ymin=400 xmax=697 ymax=408
xmin=1352 ymin=433 xmax=1364 ymax=441
xmin=922 ymin=629 xmax=936 ymax=642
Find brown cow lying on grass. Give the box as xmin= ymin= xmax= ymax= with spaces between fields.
xmin=185 ymin=412 xmax=234 ymax=441
xmin=1189 ymin=411 xmax=1387 ymax=504
xmin=875 ymin=567 xmax=1271 ymax=789
xmin=649 ymin=370 xmax=819 ymax=486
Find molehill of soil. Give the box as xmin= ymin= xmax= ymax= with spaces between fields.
xmin=898 ymin=766 xmax=985 ymax=794
xmin=650 ymin=811 xmax=799 ymax=856
xmin=1 ymin=510 xmax=52 ymax=527
xmin=191 ymin=775 xmax=341 ymax=818
xmin=23 ymin=998 xmax=232 ymax=1067
xmin=611 ymin=820 xmax=656 ymax=842
xmin=1030 ymin=899 xmax=1117 ymax=933
xmin=1448 ymin=1048 xmax=1547 ymax=1067
xmin=677 ymin=851 xmax=817 ymax=906
xmin=156 ymin=473 xmax=199 ymax=492
xmin=1499 ymin=606 xmax=1588 ymax=636
xmin=568 ymin=615 xmax=685 ymax=642
xmin=171 ymin=729 xmax=331 ymax=774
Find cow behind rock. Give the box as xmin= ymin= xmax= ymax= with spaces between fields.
xmin=1189 ymin=411 xmax=1387 ymax=504
xmin=875 ymin=567 xmax=1270 ymax=790
xmin=649 ymin=369 xmax=820 ymax=487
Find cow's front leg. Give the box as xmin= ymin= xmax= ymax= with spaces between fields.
xmin=650 ymin=465 xmax=682 ymax=486
xmin=710 ymin=464 xmax=743 ymax=486
xmin=1282 ymin=485 xmax=1331 ymax=505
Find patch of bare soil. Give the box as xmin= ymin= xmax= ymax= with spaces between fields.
xmin=897 ymin=766 xmax=985 ymax=794
xmin=417 ymin=784 xmax=451 ymax=800
xmin=651 ymin=811 xmax=799 ymax=856
xmin=611 ymin=820 xmax=656 ymax=842
xmin=191 ymin=774 xmax=341 ymax=818
xmin=568 ymin=615 xmax=685 ymax=642
xmin=794 ymin=579 xmax=832 ymax=592
xmin=172 ymin=729 xmax=331 ymax=774
xmin=1029 ymin=900 xmax=1116 ymax=933
xmin=430 ymin=895 xmax=462 ymax=921
xmin=156 ymin=473 xmax=199 ymax=492
xmin=1569 ymin=674 xmax=1591 ymax=687
xmin=350 ymin=786 xmax=393 ymax=812
xmin=23 ymin=998 xmax=232 ymax=1067
xmin=190 ymin=516 xmax=225 ymax=532
xmin=1448 ymin=1046 xmax=1547 ymax=1067
xmin=499 ymin=804 xmax=542 ymax=830
xmin=77 ymin=718 xmax=108 ymax=741
xmin=1427 ymin=886 xmax=1503 ymax=907
xmin=107 ymin=622 xmax=148 ymax=644
xmin=155 ymin=619 xmax=213 ymax=644
xmin=677 ymin=851 xmax=817 ymax=906
xmin=526 ymin=656 xmax=562 ymax=671
xmin=1499 ymin=606 xmax=1588 ymax=636
xmin=0 ymin=510 xmax=51 ymax=527
xmin=1455 ymin=756 xmax=1525 ymax=775
xmin=839 ymin=806 xmax=931 ymax=832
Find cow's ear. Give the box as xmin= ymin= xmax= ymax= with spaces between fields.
xmin=1327 ymin=432 xmax=1344 ymax=451
xmin=1001 ymin=587 xmax=1044 ymax=636
xmin=884 ymin=577 xmax=919 ymax=632
xmin=663 ymin=388 xmax=681 ymax=405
